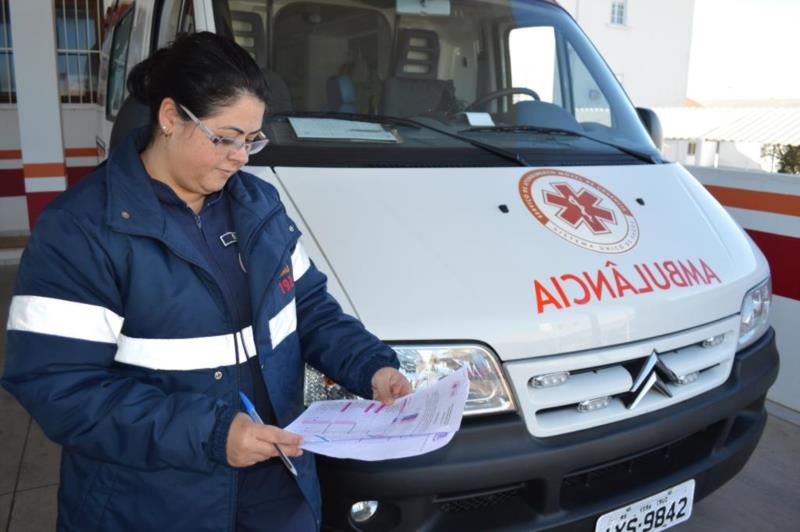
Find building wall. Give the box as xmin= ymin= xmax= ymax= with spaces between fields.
xmin=697 ymin=139 xmax=718 ymax=167
xmin=559 ymin=0 xmax=695 ymax=108
xmin=0 ymin=0 xmax=105 ymax=234
xmin=689 ymin=165 xmax=800 ymax=413
xmin=0 ymin=106 xmax=99 ymax=234
xmin=0 ymin=106 xmax=26 ymax=234
xmin=0 ymin=197 xmax=28 ymax=234
xmin=664 ymin=139 xmax=778 ymax=172
xmin=717 ymin=141 xmax=763 ymax=171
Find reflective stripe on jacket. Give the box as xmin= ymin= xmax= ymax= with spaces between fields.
xmin=2 ymin=129 xmax=398 ymax=531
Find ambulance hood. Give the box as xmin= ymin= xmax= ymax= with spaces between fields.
xmin=273 ymin=164 xmax=768 ymax=360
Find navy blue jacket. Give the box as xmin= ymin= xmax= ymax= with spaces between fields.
xmin=2 ymin=130 xmax=398 ymax=531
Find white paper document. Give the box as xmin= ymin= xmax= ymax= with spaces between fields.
xmin=285 ymin=368 xmax=469 ymax=461
xmin=288 ymin=117 xmax=398 ymax=142
xmin=465 ymin=112 xmax=494 ymax=126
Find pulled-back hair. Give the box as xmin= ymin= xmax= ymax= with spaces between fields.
xmin=127 ymin=32 xmax=269 ymax=137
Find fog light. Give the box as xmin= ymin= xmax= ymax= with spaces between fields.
xmin=676 ymin=372 xmax=700 ymax=385
xmin=577 ymin=396 xmax=611 ymax=413
xmin=530 ymin=371 xmax=570 ymax=388
xmin=350 ymin=500 xmax=379 ymax=523
xmin=701 ymin=334 xmax=725 ymax=348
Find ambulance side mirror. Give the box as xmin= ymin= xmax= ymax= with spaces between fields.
xmin=636 ymin=107 xmax=663 ymax=151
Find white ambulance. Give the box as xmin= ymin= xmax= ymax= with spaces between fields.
xmin=96 ymin=1 xmax=779 ymax=530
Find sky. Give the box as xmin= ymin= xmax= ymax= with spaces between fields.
xmin=687 ymin=0 xmax=800 ymax=101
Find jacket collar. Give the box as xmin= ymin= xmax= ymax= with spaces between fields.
xmin=105 ymin=127 xmax=167 ymax=237
xmin=105 ymin=127 xmax=279 ymax=243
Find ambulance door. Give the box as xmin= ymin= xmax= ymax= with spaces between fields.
xmin=156 ymin=0 xmax=217 ymax=43
xmin=96 ymin=0 xmax=215 ymax=160
xmin=96 ymin=1 xmax=136 ymax=160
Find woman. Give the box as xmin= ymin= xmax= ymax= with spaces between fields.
xmin=2 ymin=32 xmax=410 ymax=531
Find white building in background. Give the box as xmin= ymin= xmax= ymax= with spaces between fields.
xmin=559 ymin=0 xmax=696 ymax=108
xmin=656 ymin=107 xmax=800 ymax=172
xmin=0 ymin=0 xmax=106 ymax=236
xmin=559 ymin=1 xmax=800 ymax=173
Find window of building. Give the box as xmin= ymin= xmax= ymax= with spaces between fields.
xmin=610 ymin=1 xmax=627 ymax=26
xmin=688 ymin=142 xmax=697 ymax=156
xmin=0 ymin=0 xmax=15 ymax=103
xmin=55 ymin=0 xmax=103 ymax=103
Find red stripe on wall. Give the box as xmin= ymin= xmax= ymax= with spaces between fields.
xmin=24 ymin=163 xmax=67 ymax=178
xmin=0 ymin=150 xmax=22 ymax=160
xmin=66 ymin=166 xmax=96 ymax=188
xmin=2 ymin=148 xmax=98 ymax=159
xmin=706 ymin=185 xmax=800 ymax=218
xmin=65 ymin=147 xmax=100 ymax=157
xmin=746 ymin=229 xmax=800 ymax=301
xmin=2 ymin=165 xmax=95 ymax=197
xmin=27 ymin=192 xmax=62 ymax=229
xmin=0 ymin=168 xmax=25 ymax=196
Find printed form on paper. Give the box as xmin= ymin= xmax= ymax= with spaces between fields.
xmin=285 ymin=368 xmax=469 ymax=461
xmin=287 ymin=117 xmax=398 ymax=142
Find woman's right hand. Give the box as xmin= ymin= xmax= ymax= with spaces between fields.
xmin=226 ymin=413 xmax=304 ymax=468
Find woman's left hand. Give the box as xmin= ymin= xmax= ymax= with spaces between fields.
xmin=371 ymin=367 xmax=413 ymax=405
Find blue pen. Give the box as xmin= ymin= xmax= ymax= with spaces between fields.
xmin=239 ymin=391 xmax=298 ymax=477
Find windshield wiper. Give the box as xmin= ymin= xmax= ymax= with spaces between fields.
xmin=461 ymin=125 xmax=661 ymax=164
xmin=270 ymin=111 xmax=530 ymax=166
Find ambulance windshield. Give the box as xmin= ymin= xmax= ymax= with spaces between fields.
xmin=214 ymin=0 xmax=662 ymax=167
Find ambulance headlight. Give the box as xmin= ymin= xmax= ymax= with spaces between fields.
xmin=737 ymin=278 xmax=771 ymax=350
xmin=303 ymin=344 xmax=515 ymax=416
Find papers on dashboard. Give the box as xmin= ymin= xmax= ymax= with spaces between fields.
xmin=464 ymin=112 xmax=494 ymax=126
xmin=288 ymin=117 xmax=398 ymax=142
xmin=285 ymin=368 xmax=469 ymax=461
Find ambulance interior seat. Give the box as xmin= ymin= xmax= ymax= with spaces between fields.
xmin=230 ymin=10 xmax=293 ymax=113
xmin=382 ymin=29 xmax=455 ymax=117
xmin=109 ymin=96 xmax=150 ymax=154
xmin=326 ymin=75 xmax=357 ymax=113
xmin=262 ymin=71 xmax=293 ymax=114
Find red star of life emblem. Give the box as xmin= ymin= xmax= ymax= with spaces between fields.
xmin=543 ymin=182 xmax=617 ymax=234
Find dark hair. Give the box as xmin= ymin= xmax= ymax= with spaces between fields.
xmin=127 ymin=32 xmax=270 ymax=136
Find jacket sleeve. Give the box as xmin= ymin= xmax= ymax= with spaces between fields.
xmin=2 ymin=208 xmax=236 ymax=472
xmin=291 ymin=241 xmax=399 ymax=399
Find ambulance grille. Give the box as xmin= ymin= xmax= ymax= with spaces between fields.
xmin=504 ymin=315 xmax=739 ymax=437
xmin=436 ymin=484 xmax=524 ymax=513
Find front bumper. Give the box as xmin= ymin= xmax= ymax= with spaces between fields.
xmin=317 ymin=328 xmax=779 ymax=531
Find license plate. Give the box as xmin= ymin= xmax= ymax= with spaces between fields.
xmin=595 ymin=479 xmax=695 ymax=532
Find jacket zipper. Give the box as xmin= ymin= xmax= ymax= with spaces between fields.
xmin=190 ymin=209 xmax=244 ymax=532
xmin=116 ymin=224 xmax=245 ymax=532
xmin=221 ymin=209 xmax=303 ymax=532
xmin=116 ymin=208 xmax=293 ymax=532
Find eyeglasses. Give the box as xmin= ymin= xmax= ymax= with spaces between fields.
xmin=177 ymin=103 xmax=269 ymax=155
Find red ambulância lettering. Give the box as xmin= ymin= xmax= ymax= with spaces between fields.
xmin=533 ymin=258 xmax=721 ymax=313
